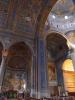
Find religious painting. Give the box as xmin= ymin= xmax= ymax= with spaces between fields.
xmin=3 ymin=69 xmax=27 ymax=91
xmin=48 ymin=62 xmax=56 ymax=81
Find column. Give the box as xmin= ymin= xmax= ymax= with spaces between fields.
xmin=31 ymin=55 xmax=38 ymax=97
xmin=56 ymin=60 xmax=65 ymax=96
xmin=56 ymin=61 xmax=64 ymax=86
xmin=0 ymin=49 xmax=8 ymax=91
xmin=37 ymin=38 xmax=48 ymax=98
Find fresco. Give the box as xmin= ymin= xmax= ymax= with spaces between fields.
xmin=3 ymin=69 xmax=27 ymax=91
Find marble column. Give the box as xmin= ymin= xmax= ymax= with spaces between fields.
xmin=0 ymin=49 xmax=8 ymax=91
xmin=56 ymin=60 xmax=65 ymax=95
xmin=31 ymin=37 xmax=48 ymax=98
xmin=56 ymin=61 xmax=64 ymax=86
xmin=37 ymin=38 xmax=48 ymax=98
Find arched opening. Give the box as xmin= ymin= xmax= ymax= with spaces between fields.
xmin=45 ymin=0 xmax=75 ymax=97
xmin=45 ymin=0 xmax=75 ymax=34
xmin=3 ymin=42 xmax=32 ymax=94
xmin=62 ymin=58 xmax=75 ymax=94
xmin=46 ymin=33 xmax=68 ymax=96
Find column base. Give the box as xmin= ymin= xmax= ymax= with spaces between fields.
xmin=31 ymin=89 xmax=38 ymax=98
xmin=40 ymin=89 xmax=50 ymax=98
xmin=31 ymin=89 xmax=50 ymax=99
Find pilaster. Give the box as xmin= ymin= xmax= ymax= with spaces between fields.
xmin=31 ymin=55 xmax=38 ymax=97
xmin=0 ymin=49 xmax=8 ymax=91
xmin=56 ymin=59 xmax=65 ymax=96
xmin=37 ymin=38 xmax=48 ymax=98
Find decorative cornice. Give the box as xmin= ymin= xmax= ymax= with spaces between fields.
xmin=0 ymin=28 xmax=34 ymax=40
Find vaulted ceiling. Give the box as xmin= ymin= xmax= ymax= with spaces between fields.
xmin=0 ymin=0 xmax=74 ymax=69
xmin=51 ymin=0 xmax=75 ymax=16
xmin=0 ymin=0 xmax=57 ymax=38
xmin=6 ymin=42 xmax=32 ymax=70
xmin=46 ymin=0 xmax=75 ymax=59
xmin=46 ymin=0 xmax=75 ymax=33
xmin=0 ymin=0 xmax=58 ymax=70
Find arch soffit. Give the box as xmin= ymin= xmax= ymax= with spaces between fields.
xmin=8 ymin=41 xmax=34 ymax=56
xmin=45 ymin=31 xmax=67 ymax=41
xmin=0 ymin=37 xmax=34 ymax=56
xmin=36 ymin=0 xmax=57 ymax=36
xmin=6 ymin=42 xmax=33 ymax=67
xmin=65 ymin=30 xmax=75 ymax=35
xmin=36 ymin=0 xmax=75 ymax=39
xmin=6 ymin=42 xmax=32 ymax=70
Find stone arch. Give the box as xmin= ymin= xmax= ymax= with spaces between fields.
xmin=46 ymin=33 xmax=68 ymax=60
xmin=3 ymin=41 xmax=33 ymax=91
xmin=64 ymin=30 xmax=75 ymax=48
xmin=65 ymin=30 xmax=75 ymax=35
xmin=8 ymin=40 xmax=34 ymax=56
xmin=36 ymin=0 xmax=57 ymax=36
xmin=46 ymin=33 xmax=69 ymax=96
xmin=45 ymin=30 xmax=67 ymax=40
xmin=7 ymin=42 xmax=32 ymax=69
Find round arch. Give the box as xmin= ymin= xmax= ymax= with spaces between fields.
xmin=7 ymin=40 xmax=34 ymax=56
xmin=65 ymin=30 xmax=75 ymax=48
xmin=3 ymin=41 xmax=33 ymax=92
xmin=46 ymin=33 xmax=68 ymax=60
xmin=46 ymin=32 xmax=69 ymax=96
xmin=45 ymin=30 xmax=67 ymax=40
xmin=36 ymin=0 xmax=57 ymax=35
xmin=7 ymin=41 xmax=32 ymax=69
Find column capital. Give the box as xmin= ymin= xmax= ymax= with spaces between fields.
xmin=2 ymin=49 xmax=8 ymax=57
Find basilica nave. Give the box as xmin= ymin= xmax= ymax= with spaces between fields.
xmin=0 ymin=0 xmax=75 ymax=99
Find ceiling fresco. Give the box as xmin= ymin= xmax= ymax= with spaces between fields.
xmin=0 ymin=0 xmax=57 ymax=37
xmin=6 ymin=42 xmax=32 ymax=70
xmin=0 ymin=0 xmax=9 ymax=28
xmin=0 ymin=0 xmax=42 ymax=36
xmin=51 ymin=0 xmax=74 ymax=16
xmin=46 ymin=0 xmax=75 ymax=33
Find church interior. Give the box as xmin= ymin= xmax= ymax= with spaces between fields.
xmin=0 ymin=0 xmax=75 ymax=100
